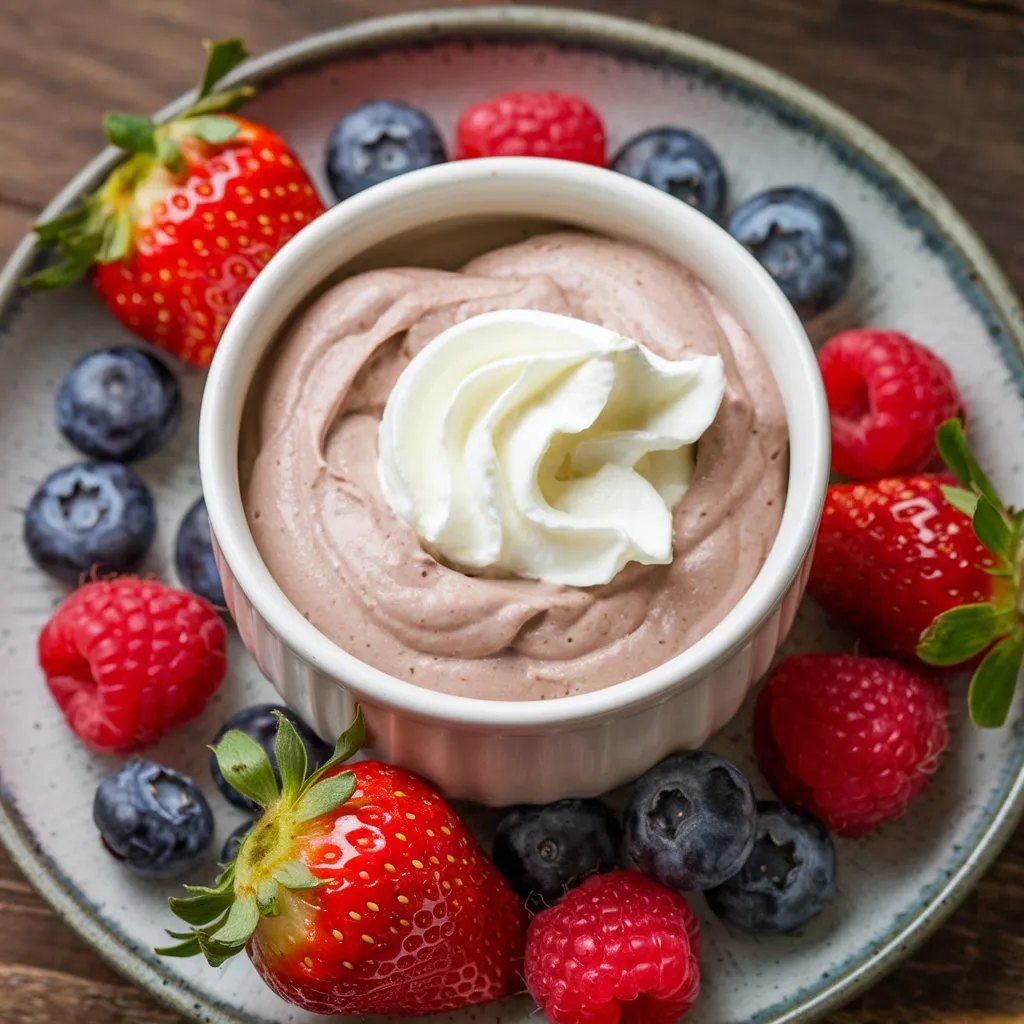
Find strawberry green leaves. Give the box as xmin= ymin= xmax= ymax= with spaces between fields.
xmin=919 ymin=418 xmax=1022 ymax=727
xmin=185 ymin=115 xmax=241 ymax=145
xmin=159 ymin=708 xmax=366 ymax=966
xmin=197 ymin=38 xmax=249 ymax=103
xmin=970 ymin=632 xmax=1024 ymax=728
xmin=186 ymin=38 xmax=255 ymax=117
xmin=936 ymin=419 xmax=1001 ymax=509
xmin=294 ymin=772 xmax=358 ymax=824
xmin=210 ymin=729 xmax=281 ymax=808
xmin=25 ymin=37 xmax=254 ymax=291
xmin=974 ymin=497 xmax=1013 ymax=563
xmin=273 ymin=709 xmax=308 ymax=803
xmin=918 ymin=603 xmax=1016 ymax=666
xmin=104 ymin=112 xmax=158 ymax=154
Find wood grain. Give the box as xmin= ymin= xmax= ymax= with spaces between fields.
xmin=1 ymin=0 xmax=1023 ymax=1021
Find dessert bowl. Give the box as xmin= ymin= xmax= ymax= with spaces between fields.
xmin=200 ymin=156 xmax=830 ymax=804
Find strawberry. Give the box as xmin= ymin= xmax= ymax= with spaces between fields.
xmin=808 ymin=418 xmax=1023 ymax=727
xmin=160 ymin=710 xmax=527 ymax=1015
xmin=27 ymin=39 xmax=325 ymax=368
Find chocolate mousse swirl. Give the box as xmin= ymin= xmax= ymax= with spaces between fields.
xmin=244 ymin=232 xmax=788 ymax=699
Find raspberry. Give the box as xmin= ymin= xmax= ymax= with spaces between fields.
xmin=39 ymin=578 xmax=227 ymax=754
xmin=525 ymin=871 xmax=701 ymax=1024
xmin=455 ymin=91 xmax=606 ymax=165
xmin=818 ymin=329 xmax=965 ymax=479
xmin=755 ymin=654 xmax=950 ymax=837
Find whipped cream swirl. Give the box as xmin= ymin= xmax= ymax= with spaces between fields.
xmin=378 ymin=310 xmax=726 ymax=587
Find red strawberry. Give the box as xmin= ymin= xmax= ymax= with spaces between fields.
xmin=808 ymin=419 xmax=1023 ymax=727
xmin=819 ymin=328 xmax=965 ymax=479
xmin=38 ymin=577 xmax=227 ymax=754
xmin=27 ymin=39 xmax=324 ymax=367
xmin=161 ymin=711 xmax=526 ymax=1015
xmin=455 ymin=91 xmax=606 ymax=165
xmin=525 ymin=870 xmax=701 ymax=1024
xmin=754 ymin=654 xmax=950 ymax=837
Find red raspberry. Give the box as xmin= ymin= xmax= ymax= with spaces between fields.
xmin=455 ymin=91 xmax=606 ymax=165
xmin=39 ymin=578 xmax=227 ymax=754
xmin=818 ymin=329 xmax=965 ymax=480
xmin=755 ymin=654 xmax=950 ymax=838
xmin=525 ymin=871 xmax=701 ymax=1024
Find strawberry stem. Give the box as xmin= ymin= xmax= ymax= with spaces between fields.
xmin=25 ymin=37 xmax=255 ymax=291
xmin=159 ymin=708 xmax=366 ymax=966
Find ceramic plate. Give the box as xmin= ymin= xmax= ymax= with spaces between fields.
xmin=1 ymin=8 xmax=1023 ymax=1024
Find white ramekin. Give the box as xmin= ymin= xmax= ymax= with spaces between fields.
xmin=200 ymin=157 xmax=830 ymax=806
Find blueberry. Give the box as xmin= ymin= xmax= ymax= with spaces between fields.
xmin=728 ymin=186 xmax=854 ymax=319
xmin=210 ymin=704 xmax=333 ymax=812
xmin=705 ymin=802 xmax=837 ymax=933
xmin=325 ymin=100 xmax=447 ymax=202
xmin=612 ymin=128 xmax=727 ymax=221
xmin=493 ymin=799 xmax=621 ymax=911
xmin=94 ymin=759 xmax=213 ymax=879
xmin=220 ymin=819 xmax=254 ymax=865
xmin=55 ymin=347 xmax=181 ymax=462
xmin=175 ymin=497 xmax=226 ymax=608
xmin=625 ymin=751 xmax=758 ymax=891
xmin=24 ymin=461 xmax=156 ymax=582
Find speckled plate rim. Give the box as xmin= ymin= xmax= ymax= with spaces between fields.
xmin=1 ymin=8 xmax=1023 ymax=1024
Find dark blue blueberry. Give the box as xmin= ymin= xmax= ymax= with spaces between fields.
xmin=210 ymin=704 xmax=333 ymax=812
xmin=705 ymin=802 xmax=837 ymax=933
xmin=728 ymin=186 xmax=854 ymax=319
xmin=220 ymin=819 xmax=255 ymax=865
xmin=612 ymin=127 xmax=727 ymax=221
xmin=24 ymin=461 xmax=156 ymax=582
xmin=625 ymin=751 xmax=757 ymax=891
xmin=493 ymin=799 xmax=621 ymax=911
xmin=93 ymin=759 xmax=214 ymax=879
xmin=175 ymin=497 xmax=225 ymax=609
xmin=55 ymin=347 xmax=181 ymax=462
xmin=325 ymin=100 xmax=447 ymax=202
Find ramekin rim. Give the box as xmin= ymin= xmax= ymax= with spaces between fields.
xmin=199 ymin=156 xmax=830 ymax=729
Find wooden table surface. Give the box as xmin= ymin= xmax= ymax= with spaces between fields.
xmin=1 ymin=0 xmax=1023 ymax=1021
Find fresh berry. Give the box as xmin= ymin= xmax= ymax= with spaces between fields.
xmin=27 ymin=39 xmax=325 ymax=367
xmin=39 ymin=578 xmax=227 ymax=754
xmin=611 ymin=127 xmax=727 ymax=221
xmin=705 ymin=802 xmax=837 ymax=933
xmin=625 ymin=751 xmax=757 ymax=891
xmin=832 ymin=419 xmax=1024 ymax=727
xmin=162 ymin=712 xmax=527 ymax=1015
xmin=455 ymin=91 xmax=605 ymax=165
xmin=728 ymin=186 xmax=854 ymax=319
xmin=325 ymin=100 xmax=446 ymax=202
xmin=808 ymin=473 xmax=1009 ymax=664
xmin=525 ymin=871 xmax=701 ymax=1024
xmin=94 ymin=759 xmax=214 ymax=879
xmin=209 ymin=704 xmax=332 ymax=812
xmin=819 ymin=329 xmax=965 ymax=479
xmin=55 ymin=347 xmax=182 ymax=462
xmin=24 ymin=461 xmax=156 ymax=582
xmin=493 ymin=799 xmax=621 ymax=911
xmin=220 ymin=819 xmax=254 ymax=865
xmin=175 ymin=496 xmax=226 ymax=608
xmin=755 ymin=654 xmax=950 ymax=837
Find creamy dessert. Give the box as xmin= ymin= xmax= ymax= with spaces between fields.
xmin=243 ymin=231 xmax=788 ymax=699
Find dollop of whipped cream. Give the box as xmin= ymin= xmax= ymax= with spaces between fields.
xmin=378 ymin=310 xmax=726 ymax=587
